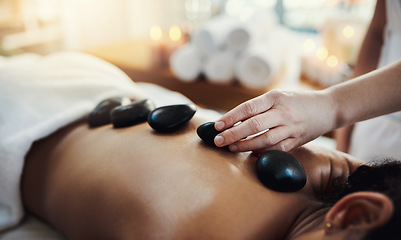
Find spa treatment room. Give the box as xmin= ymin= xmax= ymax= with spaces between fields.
xmin=2 ymin=0 xmax=401 ymax=239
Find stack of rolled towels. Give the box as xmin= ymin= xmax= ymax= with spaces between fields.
xmin=170 ymin=13 xmax=285 ymax=89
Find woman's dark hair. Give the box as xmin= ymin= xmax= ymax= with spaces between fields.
xmin=327 ymin=160 xmax=401 ymax=240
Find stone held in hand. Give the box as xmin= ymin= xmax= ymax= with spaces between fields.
xmin=197 ymin=122 xmax=229 ymax=150
xmin=111 ymin=99 xmax=156 ymax=128
xmin=255 ymin=150 xmax=307 ymax=192
xmin=87 ymin=97 xmax=131 ymax=128
xmin=148 ymin=104 xmax=197 ymax=133
xmin=197 ymin=122 xmax=221 ymax=146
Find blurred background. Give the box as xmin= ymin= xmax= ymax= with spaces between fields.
xmin=0 ymin=0 xmax=375 ymax=54
xmin=0 ymin=0 xmax=377 ymax=102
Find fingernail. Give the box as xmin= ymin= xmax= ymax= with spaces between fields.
xmin=215 ymin=121 xmax=225 ymax=130
xmin=229 ymin=144 xmax=238 ymax=152
xmin=215 ymin=135 xmax=224 ymax=146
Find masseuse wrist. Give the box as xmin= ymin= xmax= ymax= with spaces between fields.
xmin=319 ymin=88 xmax=341 ymax=132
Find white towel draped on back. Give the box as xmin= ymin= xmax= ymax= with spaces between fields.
xmin=0 ymin=52 xmax=145 ymax=231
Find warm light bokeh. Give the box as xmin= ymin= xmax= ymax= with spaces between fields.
xmin=316 ymin=47 xmax=328 ymax=61
xmin=169 ymin=25 xmax=182 ymax=42
xmin=0 ymin=0 xmax=376 ymax=56
xmin=342 ymin=25 xmax=355 ymax=38
xmin=150 ymin=25 xmax=163 ymax=41
xmin=326 ymin=55 xmax=338 ymax=67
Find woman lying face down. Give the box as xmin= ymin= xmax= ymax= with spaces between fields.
xmin=21 ymin=113 xmax=397 ymax=240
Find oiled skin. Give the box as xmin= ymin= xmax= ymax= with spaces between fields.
xmin=21 ymin=115 xmax=362 ymax=240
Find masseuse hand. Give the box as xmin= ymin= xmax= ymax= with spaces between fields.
xmin=214 ymin=89 xmax=335 ymax=153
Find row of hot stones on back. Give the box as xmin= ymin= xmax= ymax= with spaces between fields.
xmin=87 ymin=97 xmax=307 ymax=193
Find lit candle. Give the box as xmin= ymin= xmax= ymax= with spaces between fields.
xmin=150 ymin=25 xmax=163 ymax=41
xmin=342 ymin=25 xmax=354 ymax=38
xmin=312 ymin=46 xmax=329 ymax=82
xmin=300 ymin=38 xmax=320 ymax=84
xmin=339 ymin=24 xmax=361 ymax=65
xmin=322 ymin=17 xmax=368 ymax=66
xmin=326 ymin=55 xmax=338 ymax=68
xmin=301 ymin=40 xmax=350 ymax=87
xmin=169 ymin=25 xmax=182 ymax=42
xmin=323 ymin=55 xmax=339 ymax=86
xmin=150 ymin=25 xmax=169 ymax=69
xmin=168 ymin=25 xmax=183 ymax=54
xmin=316 ymin=46 xmax=328 ymax=61
xmin=302 ymin=39 xmax=316 ymax=56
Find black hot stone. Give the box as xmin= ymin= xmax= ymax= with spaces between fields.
xmin=147 ymin=104 xmax=197 ymax=133
xmin=87 ymin=97 xmax=131 ymax=128
xmin=255 ymin=150 xmax=307 ymax=192
xmin=197 ymin=122 xmax=227 ymax=149
xmin=111 ymin=99 xmax=156 ymax=128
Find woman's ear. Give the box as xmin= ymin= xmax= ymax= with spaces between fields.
xmin=324 ymin=192 xmax=393 ymax=234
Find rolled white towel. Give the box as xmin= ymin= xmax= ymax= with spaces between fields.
xmin=170 ymin=44 xmax=202 ymax=82
xmin=226 ymin=27 xmax=250 ymax=53
xmin=235 ymin=43 xmax=282 ymax=89
xmin=193 ymin=15 xmax=250 ymax=56
xmin=243 ymin=10 xmax=279 ymax=46
xmin=203 ymin=51 xmax=235 ymax=84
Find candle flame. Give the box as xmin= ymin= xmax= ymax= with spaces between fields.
xmin=169 ymin=25 xmax=182 ymax=42
xmin=326 ymin=55 xmax=339 ymax=68
xmin=316 ymin=47 xmax=328 ymax=61
xmin=342 ymin=25 xmax=354 ymax=38
xmin=150 ymin=26 xmax=162 ymax=40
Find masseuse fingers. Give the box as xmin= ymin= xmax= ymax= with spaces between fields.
xmin=215 ymin=92 xmax=275 ymax=131
xmin=228 ymin=126 xmax=293 ymax=152
xmin=215 ymin=110 xmax=281 ymax=147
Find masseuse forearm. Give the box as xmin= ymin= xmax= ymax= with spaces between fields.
xmin=351 ymin=0 xmax=384 ymax=78
xmin=326 ymin=59 xmax=401 ymax=129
